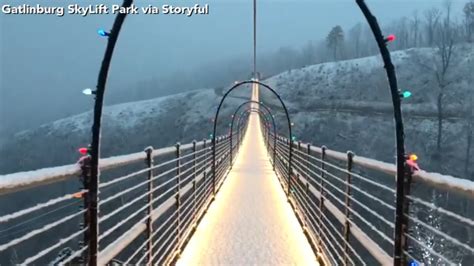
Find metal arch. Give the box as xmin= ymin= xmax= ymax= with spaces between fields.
xmin=212 ymin=80 xmax=293 ymax=196
xmin=88 ymin=1 xmax=133 ymax=264
xmin=230 ymin=100 xmax=276 ymax=137
xmin=236 ymin=107 xmax=272 ymax=134
xmin=235 ymin=108 xmax=272 ymax=154
xmin=355 ymin=1 xmax=407 ymax=264
xmin=230 ymin=102 xmax=277 ymax=169
xmin=229 ymin=100 xmax=276 ymax=165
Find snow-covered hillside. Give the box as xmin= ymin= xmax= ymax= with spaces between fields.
xmin=0 ymin=87 xmax=252 ymax=174
xmin=259 ymin=44 xmax=474 ymax=179
xmin=1 ymin=45 xmax=473 ymax=180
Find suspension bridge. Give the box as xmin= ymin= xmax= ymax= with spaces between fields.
xmin=1 ymin=0 xmax=473 ymax=265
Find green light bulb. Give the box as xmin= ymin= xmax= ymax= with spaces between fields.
xmin=402 ymin=91 xmax=412 ymax=98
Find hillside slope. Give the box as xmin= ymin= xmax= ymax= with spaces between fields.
xmin=0 ymin=87 xmax=251 ymax=174
xmin=259 ymin=45 xmax=474 ymax=179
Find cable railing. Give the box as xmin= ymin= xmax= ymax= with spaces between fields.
xmin=0 ymin=122 xmax=247 ymax=265
xmin=261 ymin=121 xmax=474 ymax=265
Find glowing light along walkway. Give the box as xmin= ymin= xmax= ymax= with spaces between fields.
xmin=177 ymin=113 xmax=318 ymax=265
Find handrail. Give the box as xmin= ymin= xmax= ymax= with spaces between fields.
xmin=0 ymin=139 xmax=213 ymax=196
xmin=269 ymin=129 xmax=474 ymax=265
xmin=0 ymin=130 xmax=243 ymax=266
xmin=276 ymin=136 xmax=474 ymax=198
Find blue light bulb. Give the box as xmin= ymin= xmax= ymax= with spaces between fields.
xmin=98 ymin=29 xmax=108 ymax=37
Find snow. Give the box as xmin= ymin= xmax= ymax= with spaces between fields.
xmin=0 ymin=164 xmax=81 ymax=195
xmin=177 ymin=114 xmax=318 ymax=265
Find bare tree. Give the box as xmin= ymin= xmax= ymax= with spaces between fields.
xmin=348 ymin=23 xmax=362 ymax=58
xmin=411 ymin=10 xmax=421 ymax=47
xmin=464 ymin=0 xmax=474 ymax=42
xmin=424 ymin=8 xmax=441 ymax=46
xmin=431 ymin=0 xmax=456 ymax=152
xmin=464 ymin=57 xmax=474 ymax=177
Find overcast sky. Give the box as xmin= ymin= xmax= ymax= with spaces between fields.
xmin=0 ymin=0 xmax=469 ymax=136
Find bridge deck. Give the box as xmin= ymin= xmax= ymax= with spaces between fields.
xmin=177 ymin=113 xmax=318 ymax=265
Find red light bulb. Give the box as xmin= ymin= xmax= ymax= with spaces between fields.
xmin=78 ymin=147 xmax=88 ymax=155
xmin=386 ymin=34 xmax=396 ymax=42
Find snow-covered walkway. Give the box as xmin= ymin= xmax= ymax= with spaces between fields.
xmin=176 ymin=112 xmax=318 ymax=265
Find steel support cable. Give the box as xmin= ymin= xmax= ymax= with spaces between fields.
xmin=155 ymin=231 xmax=177 ymax=265
xmin=125 ymin=209 xmax=177 ymax=264
xmin=178 ymin=204 xmax=198 ymax=246
xmin=0 ymin=201 xmax=81 ymax=238
xmin=402 ymin=250 xmax=420 ymax=264
xmin=291 ymin=152 xmax=395 ymax=211
xmin=292 ymin=163 xmax=393 ymax=248
xmin=293 ymin=148 xmax=395 ymax=193
xmin=194 ymin=188 xmax=211 ymax=216
xmin=196 ymin=177 xmax=213 ymax=206
xmin=179 ymin=196 xmax=197 ymax=228
xmin=99 ymin=154 xmax=210 ymax=217
xmin=0 ymin=190 xmax=87 ymax=223
xmin=99 ymin=167 xmax=154 ymax=189
xmin=194 ymin=174 xmax=211 ymax=200
xmin=197 ymin=184 xmax=213 ymax=210
xmin=407 ymin=195 xmax=474 ymax=227
xmin=0 ymin=209 xmax=86 ymax=251
xmin=291 ymin=151 xmax=395 ymax=211
xmin=292 ymin=158 xmax=396 ymax=225
xmin=20 ymin=227 xmax=88 ymax=265
xmin=167 ymin=157 xmax=212 ymax=191
xmin=58 ymin=245 xmax=89 ymax=265
xmin=149 ymin=217 xmax=179 ymax=263
xmin=99 ymin=201 xmax=150 ymax=242
xmin=99 ymin=148 xmax=211 ymax=189
xmin=292 ymin=162 xmax=394 ymax=244
xmin=292 ymin=189 xmax=365 ymax=265
xmin=405 ymin=214 xmax=474 ymax=253
xmin=135 ymin=210 xmax=179 ymax=265
xmin=99 ymin=179 xmax=179 ymax=237
xmin=404 ymin=233 xmax=454 ymax=264
xmin=99 ymin=170 xmax=177 ymax=214
xmin=296 ymin=188 xmax=366 ymax=265
xmin=321 ymin=169 xmax=395 ymax=228
xmin=99 ymin=180 xmax=180 ymax=244
xmin=138 ymin=225 xmax=175 ymax=264
xmin=292 ymin=187 xmax=357 ymax=266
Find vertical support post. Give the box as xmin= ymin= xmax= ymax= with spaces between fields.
xmin=175 ymin=143 xmax=181 ymax=250
xmin=213 ymin=138 xmax=217 ymax=195
xmin=79 ymin=155 xmax=91 ymax=264
xmin=237 ymin=124 xmax=240 ymax=149
xmin=273 ymin=130 xmax=277 ymax=171
xmin=307 ymin=144 xmax=311 ymax=174
xmin=144 ymin=147 xmax=154 ymax=264
xmin=318 ymin=146 xmax=327 ymax=246
xmin=203 ymin=139 xmax=207 ymax=163
xmin=305 ymin=181 xmax=310 ymax=228
xmin=343 ymin=151 xmax=354 ymax=266
xmin=192 ymin=141 xmax=197 ymax=224
xmin=287 ymin=138 xmax=292 ymax=196
xmin=400 ymin=161 xmax=413 ymax=265
xmin=354 ymin=2 xmax=408 ymax=264
xmin=230 ymin=128 xmax=233 ymax=169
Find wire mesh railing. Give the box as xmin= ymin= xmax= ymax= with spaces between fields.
xmin=261 ymin=122 xmax=474 ymax=265
xmin=0 ymin=123 xmax=247 ymax=265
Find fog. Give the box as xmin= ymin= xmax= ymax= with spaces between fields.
xmin=0 ymin=0 xmax=468 ymax=138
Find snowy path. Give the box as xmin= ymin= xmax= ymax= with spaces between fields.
xmin=176 ymin=112 xmax=318 ymax=265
